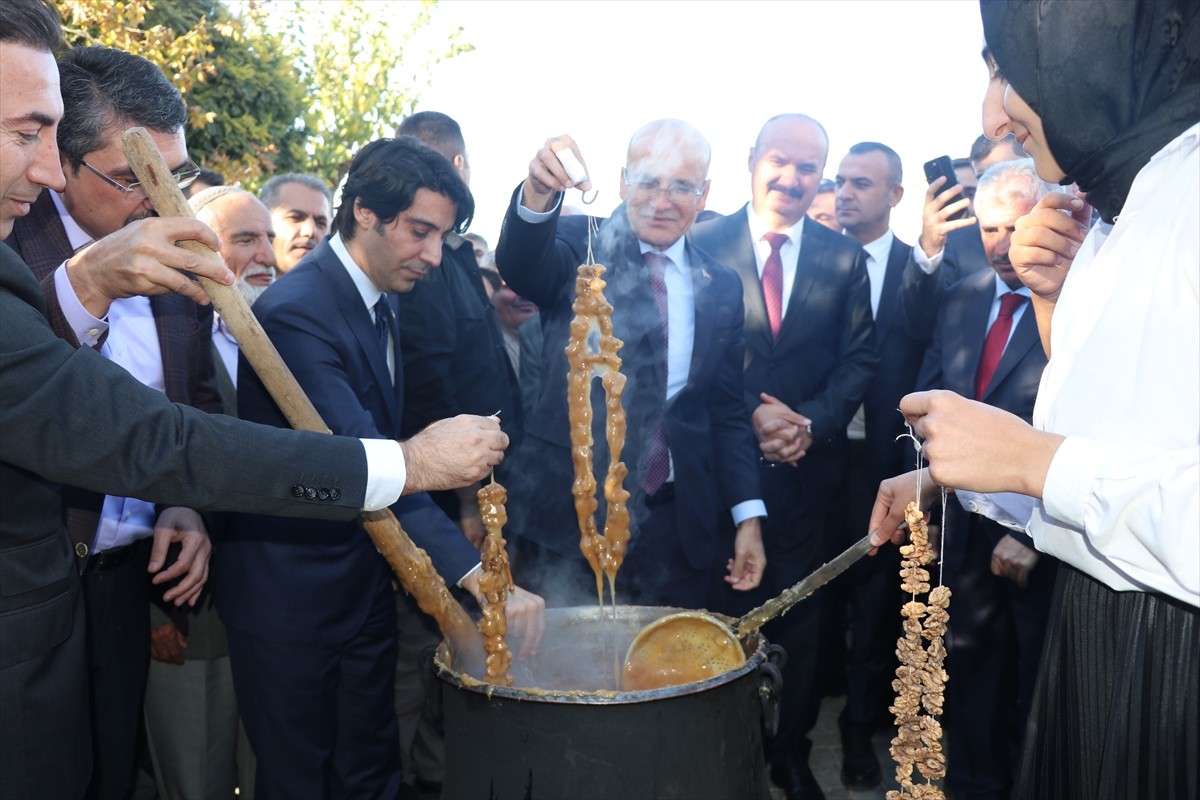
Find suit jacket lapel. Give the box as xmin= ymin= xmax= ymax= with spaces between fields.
xmin=683 ymin=243 xmax=717 ymax=396
xmin=315 ymin=243 xmax=401 ymax=435
xmin=983 ymin=299 xmax=1038 ymax=401
xmin=959 ymin=271 xmax=995 ymax=391
xmin=873 ymin=238 xmax=909 ymax=339
xmin=778 ymin=222 xmax=823 ymax=342
xmin=149 ymin=294 xmax=190 ymax=404
xmin=4 ymin=190 xmax=73 ymax=279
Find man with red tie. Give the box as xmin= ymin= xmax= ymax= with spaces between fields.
xmin=692 ymin=114 xmax=878 ymax=800
xmin=913 ymin=157 xmax=1059 ymax=800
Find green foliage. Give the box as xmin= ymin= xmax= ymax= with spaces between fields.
xmin=54 ymin=0 xmax=472 ymax=191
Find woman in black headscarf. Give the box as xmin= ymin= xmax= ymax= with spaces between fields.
xmin=871 ymin=2 xmax=1198 ymax=798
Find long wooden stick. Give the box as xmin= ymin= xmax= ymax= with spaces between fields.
xmin=122 ymin=127 xmax=484 ymax=671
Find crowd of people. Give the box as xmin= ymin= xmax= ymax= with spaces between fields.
xmin=1 ymin=1 xmax=1195 ymax=800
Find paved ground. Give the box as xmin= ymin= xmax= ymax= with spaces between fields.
xmin=769 ymin=693 xmax=901 ymax=800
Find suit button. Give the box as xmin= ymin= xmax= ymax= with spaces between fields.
xmin=968 ymin=501 xmax=980 ymax=513
xmin=75 ymin=542 xmax=89 ymax=559
xmin=305 ymin=487 xmax=318 ymax=500
xmin=318 ymin=488 xmax=331 ymax=501
xmin=330 ymin=488 xmax=342 ymax=501
xmin=292 ymin=484 xmax=305 ymax=497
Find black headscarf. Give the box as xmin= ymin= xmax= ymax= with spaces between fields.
xmin=981 ymin=0 xmax=1199 ymax=223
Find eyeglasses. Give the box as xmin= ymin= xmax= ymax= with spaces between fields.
xmin=68 ymin=153 xmax=202 ymax=200
xmin=623 ymin=175 xmax=707 ymax=204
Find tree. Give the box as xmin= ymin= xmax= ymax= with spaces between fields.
xmin=275 ymin=0 xmax=473 ymax=186
xmin=55 ymin=0 xmax=472 ymax=190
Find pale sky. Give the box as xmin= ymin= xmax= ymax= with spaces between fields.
xmin=411 ymin=0 xmax=989 ymax=248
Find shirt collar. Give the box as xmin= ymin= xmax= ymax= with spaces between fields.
xmin=50 ymin=190 xmax=94 ymax=251
xmin=860 ymin=229 xmax=894 ymax=265
xmin=745 ymin=206 xmax=807 ymax=249
xmin=637 ymin=235 xmax=689 ymax=271
xmin=329 ymin=232 xmax=383 ymax=313
xmin=993 ymin=273 xmax=1032 ymax=301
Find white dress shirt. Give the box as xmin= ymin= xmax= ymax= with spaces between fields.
xmin=846 ymin=229 xmax=894 ymax=441
xmin=963 ymin=123 xmax=1199 ymax=607
xmin=746 ymin=207 xmax=807 ymax=319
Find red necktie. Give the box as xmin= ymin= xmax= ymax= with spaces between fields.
xmin=762 ymin=232 xmax=788 ymax=339
xmin=975 ymin=292 xmax=1026 ymax=400
xmin=642 ymin=252 xmax=671 ymax=495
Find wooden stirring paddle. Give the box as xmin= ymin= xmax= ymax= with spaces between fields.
xmin=622 ymin=533 xmax=876 ymax=691
xmin=122 ymin=127 xmax=486 ymax=675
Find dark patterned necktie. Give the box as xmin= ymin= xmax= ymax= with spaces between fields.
xmin=975 ymin=292 xmax=1026 ymax=400
xmin=374 ymin=296 xmax=394 ymax=376
xmin=762 ymin=231 xmax=788 ymax=339
xmin=642 ymin=251 xmax=671 ymax=495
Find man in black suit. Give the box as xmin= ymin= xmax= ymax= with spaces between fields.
xmin=827 ymin=142 xmax=939 ymax=789
xmin=915 ymin=158 xmax=1058 ymax=800
xmin=691 ymin=114 xmax=878 ymax=800
xmin=0 ymin=8 xmax=505 ymax=799
xmin=496 ymin=119 xmax=766 ymax=610
xmin=391 ymin=109 xmax=519 ymax=795
xmin=3 ymin=45 xmax=229 ymax=800
xmin=216 ymin=137 xmax=545 ymax=799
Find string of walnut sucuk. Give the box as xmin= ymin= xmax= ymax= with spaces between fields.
xmin=564 ymin=263 xmax=632 ymax=605
xmin=887 ymin=499 xmax=951 ymax=800
xmin=476 ymin=478 xmax=514 ymax=685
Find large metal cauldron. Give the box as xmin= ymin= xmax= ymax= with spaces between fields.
xmin=435 ymin=605 xmax=784 ymax=800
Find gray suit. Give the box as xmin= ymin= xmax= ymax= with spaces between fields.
xmin=0 ymin=242 xmax=369 ymax=800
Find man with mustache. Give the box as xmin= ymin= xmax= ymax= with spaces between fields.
xmin=913 ymin=157 xmax=1059 ymax=800
xmin=192 ymin=186 xmax=278 ymax=413
xmin=259 ymin=172 xmax=332 ymax=274
xmin=3 ymin=44 xmax=222 ymax=800
xmin=692 ymin=114 xmax=878 ymax=800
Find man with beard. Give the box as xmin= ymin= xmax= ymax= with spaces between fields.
xmin=259 ymin=172 xmax=332 ymax=274
xmin=692 ymin=114 xmax=878 ymax=800
xmin=192 ymin=186 xmax=278 ymax=414
xmin=3 ymin=44 xmax=220 ymax=800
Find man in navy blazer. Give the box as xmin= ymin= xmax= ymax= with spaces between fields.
xmin=915 ymin=159 xmax=1058 ymax=800
xmin=691 ymin=114 xmax=878 ymax=800
xmin=825 ymin=142 xmax=939 ymax=790
xmin=216 ymin=138 xmax=544 ymax=799
xmin=496 ymin=119 xmax=766 ymax=611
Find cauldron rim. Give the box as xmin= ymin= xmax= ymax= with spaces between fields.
xmin=434 ymin=604 xmax=768 ymax=705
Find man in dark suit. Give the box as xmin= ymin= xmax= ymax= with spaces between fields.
xmin=915 ymin=159 xmax=1058 ymax=800
xmin=496 ymin=119 xmax=766 ymax=610
xmin=216 ymin=137 xmax=545 ymax=799
xmin=828 ymin=142 xmax=939 ymax=789
xmin=0 ymin=8 xmax=505 ymax=798
xmin=691 ymin=114 xmax=878 ymax=800
xmin=3 ymin=45 xmax=227 ymax=800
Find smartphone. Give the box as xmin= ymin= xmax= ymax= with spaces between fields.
xmin=923 ymin=155 xmax=969 ymax=221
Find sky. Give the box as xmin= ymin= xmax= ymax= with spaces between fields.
xmin=408 ymin=0 xmax=989 ymax=248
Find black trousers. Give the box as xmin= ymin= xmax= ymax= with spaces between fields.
xmin=81 ymin=538 xmax=152 ymax=800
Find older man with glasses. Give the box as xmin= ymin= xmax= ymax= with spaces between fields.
xmin=3 ymin=44 xmax=224 ymax=800
xmin=494 ymin=119 xmax=766 ymax=612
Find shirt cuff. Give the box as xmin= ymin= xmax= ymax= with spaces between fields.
xmin=55 ymin=264 xmax=108 ymax=346
xmin=1042 ymin=435 xmax=1114 ymax=532
xmin=731 ymin=499 xmax=767 ymax=525
xmin=912 ymin=242 xmax=942 ymax=275
xmin=359 ymin=438 xmax=406 ymax=511
xmin=457 ymin=562 xmax=483 ymax=588
xmin=955 ymin=490 xmax=1037 ymax=533
xmin=515 ymin=193 xmax=562 ymax=223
